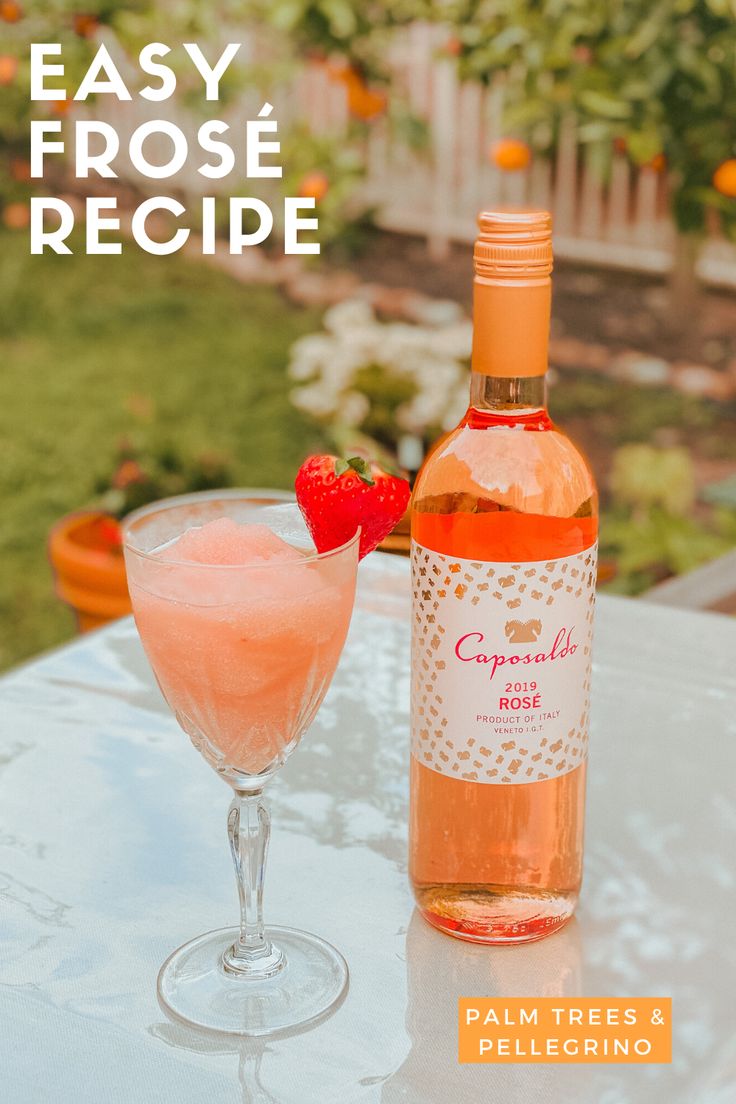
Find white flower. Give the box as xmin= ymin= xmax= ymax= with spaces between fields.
xmin=288 ymin=302 xmax=471 ymax=439
xmin=432 ymin=322 xmax=473 ymax=358
xmin=397 ymin=391 xmax=448 ymax=432
xmin=323 ymin=298 xmax=375 ymax=335
xmin=288 ymin=334 xmax=337 ymax=380
xmin=336 ymin=390 xmax=371 ymax=426
xmin=442 ymin=387 xmax=469 ymax=430
xmin=290 ymin=384 xmax=340 ymax=418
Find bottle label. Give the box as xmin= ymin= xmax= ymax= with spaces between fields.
xmin=411 ymin=541 xmax=597 ymax=785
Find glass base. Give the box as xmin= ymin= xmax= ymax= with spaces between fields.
xmin=414 ymin=884 xmax=578 ymax=944
xmin=157 ymin=925 xmax=348 ymax=1037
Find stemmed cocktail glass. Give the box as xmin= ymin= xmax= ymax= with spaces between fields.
xmin=123 ymin=492 xmax=359 ymax=1036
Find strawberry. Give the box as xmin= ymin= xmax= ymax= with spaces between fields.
xmin=295 ymin=454 xmax=411 ymax=560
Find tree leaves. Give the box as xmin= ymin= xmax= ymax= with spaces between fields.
xmin=578 ymin=90 xmax=632 ymax=119
xmin=445 ymin=0 xmax=736 ymax=234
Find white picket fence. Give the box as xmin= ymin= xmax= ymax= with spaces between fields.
xmin=92 ymin=23 xmax=736 ymax=287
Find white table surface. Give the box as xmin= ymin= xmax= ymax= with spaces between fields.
xmin=1 ymin=553 xmax=735 ymax=1103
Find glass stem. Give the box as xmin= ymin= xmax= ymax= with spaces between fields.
xmin=223 ymin=789 xmax=285 ymax=979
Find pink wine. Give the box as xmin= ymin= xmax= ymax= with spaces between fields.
xmin=409 ymin=210 xmax=598 ymax=944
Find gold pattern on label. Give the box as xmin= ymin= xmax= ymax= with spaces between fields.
xmin=411 ymin=542 xmax=597 ymax=785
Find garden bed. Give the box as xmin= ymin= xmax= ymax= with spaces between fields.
xmin=355 ymin=230 xmax=736 ymax=371
xmin=352 ymin=229 xmax=736 ymax=479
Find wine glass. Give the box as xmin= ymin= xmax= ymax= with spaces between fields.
xmin=123 ymin=492 xmax=360 ymax=1036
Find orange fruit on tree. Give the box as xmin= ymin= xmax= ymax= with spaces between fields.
xmin=346 ymin=75 xmax=387 ymax=122
xmin=573 ymin=44 xmax=593 ymax=64
xmin=713 ymin=159 xmax=736 ymax=198
xmin=326 ymin=62 xmax=387 ymax=121
xmin=0 ymin=54 xmax=18 ymax=84
xmin=73 ymin=12 xmax=99 ymax=37
xmin=3 ymin=202 xmax=29 ymax=230
xmin=490 ymin=138 xmax=531 ymax=172
xmin=52 ymin=98 xmax=73 ymax=116
xmin=10 ymin=157 xmax=31 ymax=182
xmin=298 ymin=171 xmax=330 ymax=202
xmin=646 ymin=153 xmax=666 ymax=173
xmin=326 ymin=60 xmax=352 ymax=83
xmin=0 ymin=0 xmax=22 ymax=21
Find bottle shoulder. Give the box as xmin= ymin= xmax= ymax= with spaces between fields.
xmin=413 ymin=412 xmax=597 ymax=519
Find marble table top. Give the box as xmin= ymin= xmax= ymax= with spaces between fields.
xmin=1 ymin=553 xmax=734 ymax=1103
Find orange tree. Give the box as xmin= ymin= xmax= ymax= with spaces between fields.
xmin=1 ymin=1 xmax=384 ymax=252
xmin=0 ymin=2 xmax=159 ymax=222
xmin=442 ymin=0 xmax=736 ymax=307
xmin=0 ymin=1 xmax=271 ymax=220
xmin=240 ymin=0 xmax=414 ymax=79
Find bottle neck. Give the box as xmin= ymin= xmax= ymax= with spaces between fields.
xmin=469 ymin=372 xmax=547 ymax=413
xmin=471 ymin=275 xmax=551 ymax=380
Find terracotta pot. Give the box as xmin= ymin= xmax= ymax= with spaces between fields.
xmin=48 ymin=512 xmax=131 ymax=632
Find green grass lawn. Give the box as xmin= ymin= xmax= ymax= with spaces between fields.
xmin=0 ymin=230 xmax=326 ymax=670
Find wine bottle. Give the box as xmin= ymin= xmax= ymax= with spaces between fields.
xmin=409 ymin=210 xmax=598 ymax=944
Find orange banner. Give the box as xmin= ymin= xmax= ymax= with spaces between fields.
xmin=459 ymin=998 xmax=671 ymax=1064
